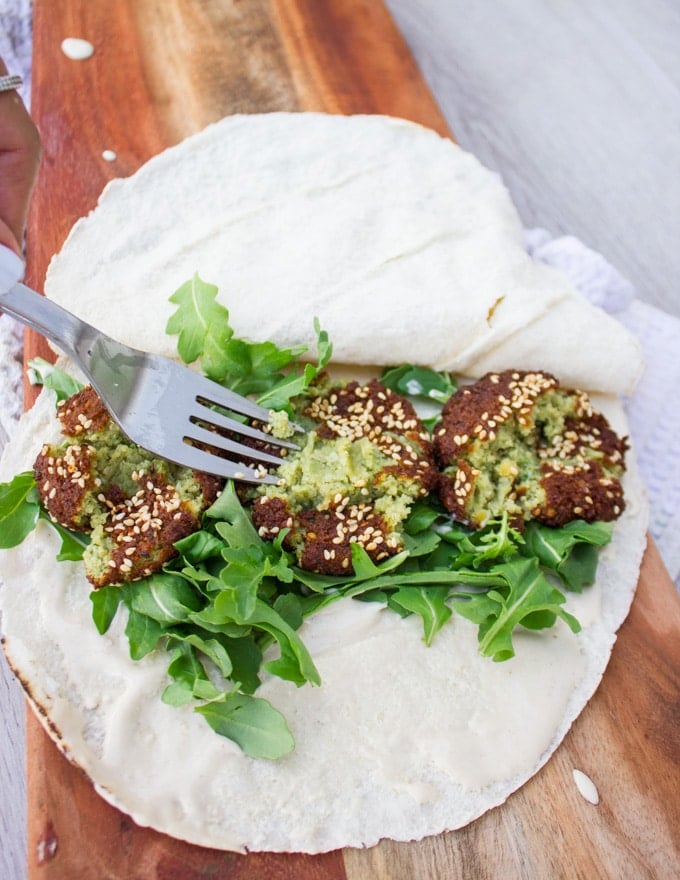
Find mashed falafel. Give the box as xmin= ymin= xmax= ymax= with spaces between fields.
xmin=250 ymin=379 xmax=437 ymax=575
xmin=34 ymin=386 xmax=222 ymax=586
xmin=433 ymin=369 xmax=628 ymax=528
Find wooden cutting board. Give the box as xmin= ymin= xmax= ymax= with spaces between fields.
xmin=21 ymin=1 xmax=680 ymax=877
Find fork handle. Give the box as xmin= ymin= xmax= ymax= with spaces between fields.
xmin=0 ymin=244 xmax=23 ymax=291
xmin=0 ymin=245 xmax=98 ymax=365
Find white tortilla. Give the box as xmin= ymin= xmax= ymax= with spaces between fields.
xmin=0 ymin=381 xmax=647 ymax=852
xmin=0 ymin=113 xmax=649 ymax=851
xmin=44 ymin=113 xmax=642 ymax=395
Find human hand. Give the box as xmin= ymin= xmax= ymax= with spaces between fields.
xmin=0 ymin=58 xmax=41 ymax=255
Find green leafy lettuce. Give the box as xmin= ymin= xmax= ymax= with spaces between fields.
xmin=166 ymin=273 xmax=332 ymax=410
xmin=381 ymin=363 xmax=457 ymax=404
xmin=0 ymin=472 xmax=41 ymax=549
xmin=28 ymin=357 xmax=84 ymax=401
xmin=0 ymin=471 xmax=88 ymax=560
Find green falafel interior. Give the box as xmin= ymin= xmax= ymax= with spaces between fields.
xmin=0 ymin=278 xmax=629 ymax=758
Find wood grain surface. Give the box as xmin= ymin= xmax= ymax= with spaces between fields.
xmin=19 ymin=0 xmax=680 ymax=877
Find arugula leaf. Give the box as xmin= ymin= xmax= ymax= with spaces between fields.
xmin=389 ymin=586 xmax=452 ymax=645
xmin=257 ymin=319 xmax=333 ymax=411
xmin=453 ymin=557 xmax=581 ymax=661
xmin=166 ymin=274 xmax=234 ymax=380
xmin=213 ymin=594 xmax=320 ymax=687
xmin=124 ymin=607 xmax=165 ymax=660
xmin=222 ymin=636 xmax=263 ymax=694
xmin=166 ymin=631 xmax=233 ymax=679
xmin=195 ymin=691 xmax=294 ymax=759
xmin=216 ymin=543 xmax=270 ymax=620
xmin=351 ymin=542 xmax=410 ymax=581
xmin=90 ymin=585 xmax=126 ymax=634
xmin=404 ymin=499 xmax=448 ymax=535
xmin=402 ymin=528 xmax=442 ymax=558
xmin=440 ymin=513 xmax=524 ymax=568
xmin=27 ymin=357 xmax=84 ymax=402
xmin=273 ymin=593 xmax=304 ymax=630
xmin=205 ymin=481 xmax=263 ymax=546
xmin=186 ymin=602 xmax=252 ymax=637
xmin=0 ymin=472 xmax=40 ymax=548
xmin=380 ymin=363 xmax=457 ymax=404
xmin=162 ymin=641 xmax=218 ymax=707
xmin=172 ymin=529 xmax=225 ymax=563
xmin=210 ymin=337 xmax=308 ymax=397
xmin=206 ymin=486 xmax=297 ymax=619
xmin=522 ymin=520 xmax=613 ymax=591
xmin=42 ymin=514 xmax=90 ymax=561
xmin=166 ymin=274 xmax=323 ymax=400
xmin=129 ymin=573 xmax=204 ymax=624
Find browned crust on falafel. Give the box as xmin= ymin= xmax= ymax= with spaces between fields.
xmin=34 ymin=385 xmax=223 ymax=586
xmin=252 ymin=494 xmax=400 ymax=576
xmin=539 ymin=461 xmax=625 ymax=526
xmin=434 ymin=370 xmax=560 ymax=464
xmin=90 ymin=469 xmax=218 ymax=587
xmin=33 ymin=442 xmax=99 ymax=530
xmin=434 ymin=369 xmax=628 ymax=528
xmin=57 ymin=385 xmax=111 ymax=436
xmin=250 ymin=380 xmax=436 ymax=575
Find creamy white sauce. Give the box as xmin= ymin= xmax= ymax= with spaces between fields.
xmin=60 ymin=38 xmax=95 ymax=60
xmin=0 ymin=350 xmax=648 ymax=853
xmin=572 ymin=768 xmax=600 ymax=805
xmin=102 ymin=150 xmax=117 ymax=162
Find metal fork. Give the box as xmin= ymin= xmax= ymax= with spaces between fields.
xmin=0 ymin=248 xmax=296 ymax=484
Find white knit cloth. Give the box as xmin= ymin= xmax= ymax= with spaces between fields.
xmin=0 ymin=0 xmax=31 ymax=101
xmin=526 ymin=228 xmax=680 ymax=583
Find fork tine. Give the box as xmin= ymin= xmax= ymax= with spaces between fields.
xmin=163 ymin=442 xmax=280 ymax=484
xmin=0 ymin=276 xmax=299 ymax=487
xmin=189 ymin=371 xmax=275 ymax=423
xmin=185 ymin=423 xmax=286 ymax=467
xmin=192 ymin=401 xmax=299 ymax=451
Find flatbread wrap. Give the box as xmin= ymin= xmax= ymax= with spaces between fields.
xmin=44 ymin=113 xmax=642 ymax=395
xmin=0 ymin=113 xmax=648 ymax=853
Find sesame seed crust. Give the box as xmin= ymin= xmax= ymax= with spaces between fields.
xmin=538 ymin=461 xmax=625 ymax=527
xmin=90 ymin=470 xmax=211 ymax=588
xmin=434 ymin=370 xmax=628 ymax=528
xmin=253 ymin=494 xmax=398 ymax=576
xmin=34 ymin=385 xmax=222 ymax=587
xmin=434 ymin=370 xmax=561 ymax=465
xmin=304 ymin=380 xmax=438 ymax=492
xmin=34 ymin=442 xmax=98 ymax=531
xmin=57 ymin=385 xmax=110 ymax=436
xmin=251 ymin=380 xmax=436 ymax=575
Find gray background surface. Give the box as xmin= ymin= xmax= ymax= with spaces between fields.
xmin=386 ymin=0 xmax=680 ymax=318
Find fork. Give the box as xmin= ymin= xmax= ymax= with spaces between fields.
xmin=0 ymin=246 xmax=296 ymax=484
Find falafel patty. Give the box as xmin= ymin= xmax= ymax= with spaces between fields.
xmin=34 ymin=386 xmax=222 ymax=587
xmin=433 ymin=370 xmax=627 ymax=528
xmin=250 ymin=379 xmax=438 ymax=575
